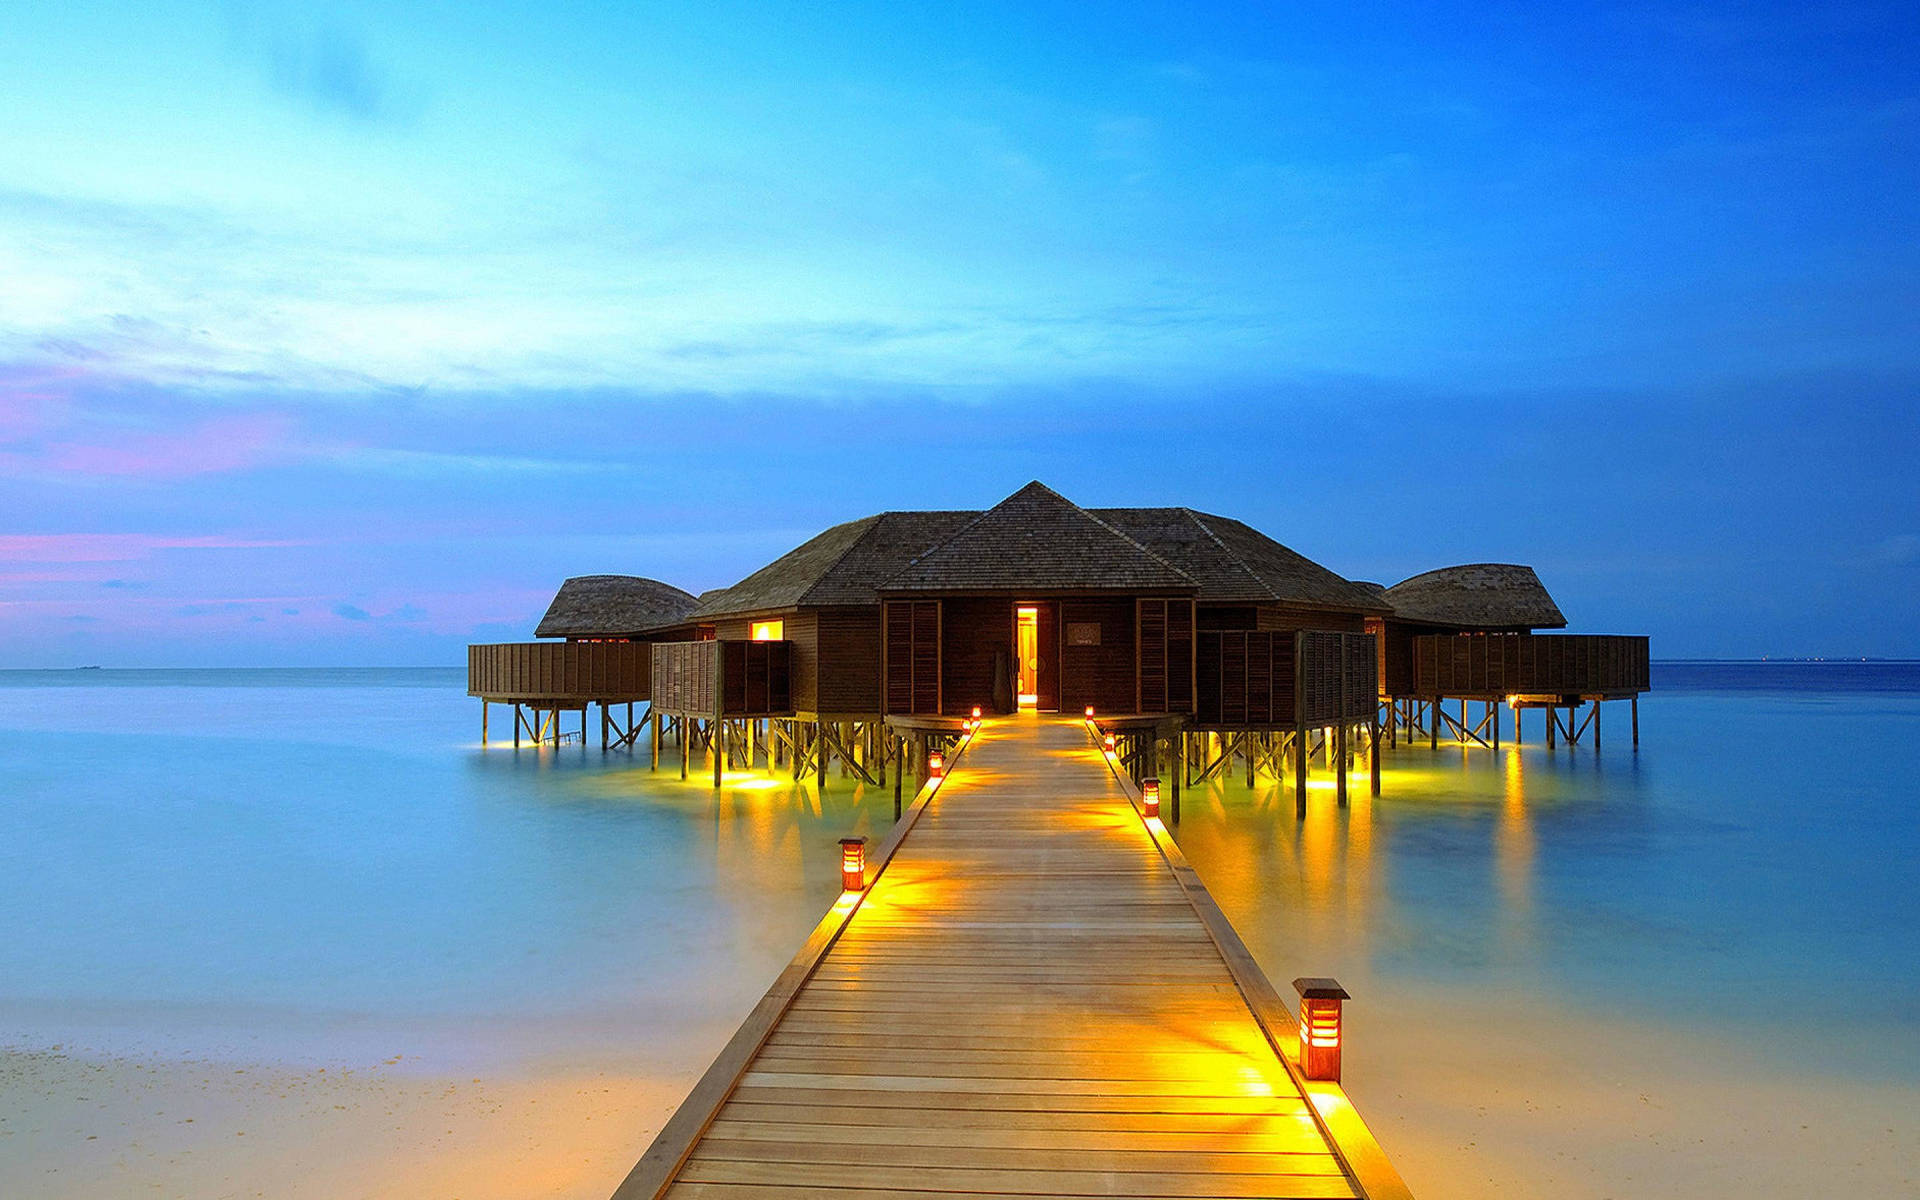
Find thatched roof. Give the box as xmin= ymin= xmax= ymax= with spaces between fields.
xmin=691 ymin=510 xmax=977 ymax=618
xmin=691 ymin=482 xmax=1392 ymax=616
xmin=883 ymin=482 xmax=1195 ymax=594
xmin=535 ymin=575 xmax=699 ymax=638
xmin=1383 ymin=564 xmax=1567 ymax=630
xmin=1095 ymin=508 xmax=1391 ymax=613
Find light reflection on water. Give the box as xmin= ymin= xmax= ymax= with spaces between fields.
xmin=1 ymin=667 xmax=1916 ymax=1083
xmin=1169 ymin=687 xmax=1920 ymax=1080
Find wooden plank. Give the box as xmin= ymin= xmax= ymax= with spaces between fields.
xmin=627 ymin=716 xmax=1399 ymax=1200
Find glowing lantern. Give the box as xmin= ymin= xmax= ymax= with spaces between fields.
xmin=1103 ymin=733 xmax=1116 ymax=753
xmin=971 ymin=705 xmax=982 ymax=719
xmin=1292 ymin=977 xmax=1350 ymax=1082
xmin=838 ymin=837 xmax=867 ymax=892
xmin=928 ymin=750 xmax=946 ymax=779
xmin=1141 ymin=777 xmax=1161 ymax=820
xmin=1084 ymin=706 xmax=1095 ymax=718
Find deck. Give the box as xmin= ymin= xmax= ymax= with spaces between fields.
xmin=614 ymin=714 xmax=1408 ymax=1200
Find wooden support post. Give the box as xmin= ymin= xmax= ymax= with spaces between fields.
xmin=713 ymin=721 xmax=724 ymax=789
xmin=651 ymin=709 xmax=662 ymax=769
xmin=1632 ymin=695 xmax=1640 ymax=748
xmin=680 ymin=718 xmax=688 ymax=779
xmin=1493 ymin=701 xmax=1501 ymax=748
xmin=816 ymin=722 xmax=828 ymax=789
xmin=892 ymin=735 xmax=903 ymax=818
xmin=1594 ymin=699 xmax=1602 ymax=751
xmin=481 ymin=700 xmax=489 ymax=746
xmin=1245 ymin=735 xmax=1254 ymax=788
xmin=1430 ymin=698 xmax=1440 ymax=748
xmin=1335 ymin=723 xmax=1348 ymax=808
xmin=1547 ymin=705 xmax=1557 ymax=748
xmin=1369 ymin=717 xmax=1382 ymax=797
xmin=513 ymin=704 xmax=521 ymax=748
xmin=1170 ymin=733 xmax=1182 ymax=823
xmin=1294 ymin=727 xmax=1308 ymax=819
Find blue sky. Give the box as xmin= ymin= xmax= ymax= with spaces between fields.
xmin=2 ymin=1 xmax=1916 ymax=665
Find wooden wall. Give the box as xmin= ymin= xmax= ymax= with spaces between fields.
xmin=1412 ymin=633 xmax=1651 ymax=697
xmin=653 ymin=640 xmax=793 ymax=715
xmin=1059 ymin=598 xmax=1136 ymax=715
xmin=884 ymin=600 xmax=941 ymax=715
xmin=1198 ymin=604 xmax=1368 ymax=633
xmin=1195 ymin=630 xmax=1378 ymax=728
xmin=467 ymin=641 xmax=653 ymax=702
xmin=1136 ymin=598 xmax=1194 ymax=714
xmin=940 ymin=598 xmax=1012 ymax=716
xmin=816 ymin=606 xmax=882 ymax=715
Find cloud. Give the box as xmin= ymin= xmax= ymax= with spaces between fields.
xmin=230 ymin=9 xmax=413 ymax=125
xmin=0 ymin=534 xmax=304 ymax=563
xmin=332 ymin=602 xmax=372 ymax=621
xmin=45 ymin=412 xmax=299 ymax=480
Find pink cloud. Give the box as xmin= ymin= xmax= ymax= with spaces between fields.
xmin=46 ymin=411 xmax=299 ymax=479
xmin=0 ymin=533 xmax=304 ymax=563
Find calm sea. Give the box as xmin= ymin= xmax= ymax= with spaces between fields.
xmin=1 ymin=662 xmax=1915 ymax=1080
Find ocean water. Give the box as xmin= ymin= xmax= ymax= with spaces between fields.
xmin=1 ymin=663 xmax=1916 ymax=1085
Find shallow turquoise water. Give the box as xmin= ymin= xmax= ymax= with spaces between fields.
xmin=1 ymin=665 xmax=1915 ymax=1082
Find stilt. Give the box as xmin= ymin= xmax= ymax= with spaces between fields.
xmin=481 ymin=700 xmax=489 ymax=746
xmin=1632 ymin=696 xmax=1639 ymax=748
xmin=1369 ymin=717 xmax=1382 ymax=797
xmin=1335 ymin=723 xmax=1349 ymax=808
xmin=816 ymin=722 xmax=828 ymax=789
xmin=1430 ymin=698 xmax=1440 ymax=749
xmin=1170 ymin=733 xmax=1182 ymax=823
xmin=1594 ymin=699 xmax=1602 ymax=751
xmin=713 ymin=721 xmax=724 ymax=789
xmin=651 ymin=708 xmax=662 ymax=769
xmin=1492 ymin=701 xmax=1500 ymax=748
xmin=680 ymin=718 xmax=689 ymax=779
xmin=600 ymin=703 xmax=608 ymax=750
xmin=1547 ymin=705 xmax=1557 ymax=748
xmin=1513 ymin=703 xmax=1522 ymax=744
xmin=1294 ymin=728 xmax=1308 ymax=819
xmin=892 ymin=735 xmax=903 ymax=817
xmin=1245 ymin=735 xmax=1254 ymax=788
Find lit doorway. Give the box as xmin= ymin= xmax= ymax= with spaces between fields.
xmin=1016 ymin=606 xmax=1039 ymax=708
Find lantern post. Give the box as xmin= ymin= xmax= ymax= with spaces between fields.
xmin=838 ymin=836 xmax=868 ymax=893
xmin=1291 ymin=977 xmax=1350 ymax=1082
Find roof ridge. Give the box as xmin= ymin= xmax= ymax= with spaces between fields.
xmin=1076 ymin=502 xmax=1198 ymax=586
xmin=1173 ymin=508 xmax=1279 ymax=601
xmin=887 ymin=481 xmax=1197 ymax=587
xmin=792 ymin=512 xmax=890 ymax=606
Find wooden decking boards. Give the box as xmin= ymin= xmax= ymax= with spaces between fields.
xmin=620 ymin=715 xmax=1385 ymax=1200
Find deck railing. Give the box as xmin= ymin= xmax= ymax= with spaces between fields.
xmin=651 ymin=640 xmax=793 ymax=716
xmin=467 ymin=641 xmax=652 ymax=702
xmin=1195 ymin=630 xmax=1378 ymax=727
xmin=1412 ymin=633 xmax=1650 ymax=697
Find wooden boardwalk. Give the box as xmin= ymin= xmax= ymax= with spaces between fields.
xmin=616 ymin=715 xmax=1406 ymax=1200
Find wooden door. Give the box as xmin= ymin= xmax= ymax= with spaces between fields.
xmin=1034 ymin=601 xmax=1058 ymax=711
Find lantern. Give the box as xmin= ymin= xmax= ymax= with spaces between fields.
xmin=928 ymin=750 xmax=945 ymax=779
xmin=1103 ymin=733 xmax=1116 ymax=753
xmin=1292 ymin=977 xmax=1350 ymax=1082
xmin=1084 ymin=706 xmax=1095 ymax=719
xmin=839 ymin=837 xmax=868 ymax=892
xmin=971 ymin=705 xmax=982 ymax=719
xmin=1141 ymin=778 xmax=1161 ymax=820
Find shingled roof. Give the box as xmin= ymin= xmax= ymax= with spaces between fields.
xmin=535 ymin=575 xmax=699 ymax=638
xmin=882 ymin=482 xmax=1195 ymax=593
xmin=1383 ymin=563 xmax=1568 ymax=630
xmin=1093 ymin=507 xmax=1390 ymax=612
xmin=692 ymin=510 xmax=977 ymax=618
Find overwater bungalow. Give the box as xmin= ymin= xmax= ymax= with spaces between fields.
xmin=469 ymin=481 xmax=1649 ymax=810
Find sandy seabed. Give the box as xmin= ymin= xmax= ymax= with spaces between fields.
xmin=5 ymin=983 xmax=1914 ymax=1200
